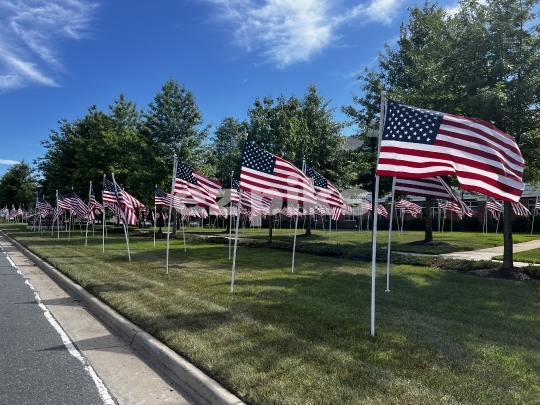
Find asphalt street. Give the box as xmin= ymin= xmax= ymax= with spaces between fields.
xmin=0 ymin=245 xmax=113 ymax=405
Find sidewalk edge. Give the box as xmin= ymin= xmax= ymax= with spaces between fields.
xmin=0 ymin=231 xmax=244 ymax=405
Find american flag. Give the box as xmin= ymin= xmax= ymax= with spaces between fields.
xmin=396 ymin=199 xmax=422 ymax=215
xmin=88 ymin=186 xmax=103 ymax=223
xmin=57 ymin=193 xmax=71 ymax=210
xmin=438 ymin=199 xmax=467 ymax=219
xmin=71 ymin=191 xmax=88 ymax=219
xmin=535 ymin=196 xmax=540 ymax=211
xmin=233 ymin=178 xmax=272 ymax=217
xmin=240 ymin=143 xmax=317 ymax=207
xmin=377 ymin=100 xmax=525 ymax=202
xmin=331 ymin=206 xmax=342 ymax=221
xmin=486 ymin=198 xmax=503 ymax=213
xmin=154 ymin=188 xmax=170 ymax=206
xmin=394 ymin=176 xmax=471 ymax=216
xmin=103 ymin=178 xmax=143 ymax=226
xmin=230 ymin=178 xmax=240 ymax=204
xmin=511 ymin=201 xmax=530 ymax=217
xmin=37 ymin=197 xmax=53 ymax=218
xmin=305 ymin=166 xmax=347 ymax=210
xmin=175 ymin=163 xmax=221 ymax=211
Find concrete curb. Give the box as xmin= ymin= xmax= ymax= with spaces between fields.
xmin=0 ymin=231 xmax=245 ymax=405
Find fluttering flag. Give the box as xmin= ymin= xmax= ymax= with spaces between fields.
xmin=175 ymin=162 xmax=222 ymax=212
xmin=305 ymin=166 xmax=347 ymax=210
xmin=377 ymin=100 xmax=524 ymax=202
xmin=240 ymin=143 xmax=317 ymax=207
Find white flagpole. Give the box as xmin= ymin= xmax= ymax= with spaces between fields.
xmin=291 ymin=206 xmax=299 ymax=273
xmin=68 ymin=187 xmax=73 ymax=242
xmin=111 ymin=173 xmax=131 ymax=261
xmin=85 ymin=181 xmax=91 ymax=246
xmin=57 ymin=191 xmax=61 ymax=239
xmin=531 ymin=200 xmax=537 ymax=235
xmin=484 ymin=202 xmax=488 ymax=233
xmin=33 ymin=192 xmax=38 ymax=231
xmin=371 ymin=90 xmax=386 ymax=337
xmin=385 ymin=177 xmax=396 ymax=292
xmin=102 ymin=186 xmax=105 ymax=252
xmin=166 ymin=155 xmax=178 ymax=274
xmin=229 ymin=171 xmax=234 ymax=259
xmin=231 ymin=191 xmax=243 ymax=292
xmin=52 ymin=190 xmax=58 ymax=237
xmin=153 ymin=185 xmax=157 ymax=247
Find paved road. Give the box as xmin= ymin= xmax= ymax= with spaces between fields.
xmin=0 ymin=235 xmax=201 ymax=405
xmin=0 ymin=246 xmax=112 ymax=405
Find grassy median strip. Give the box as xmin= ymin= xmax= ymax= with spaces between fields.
xmin=3 ymin=223 xmax=540 ymax=405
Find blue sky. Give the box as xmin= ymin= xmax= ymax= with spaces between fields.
xmin=0 ymin=0 xmax=460 ymax=178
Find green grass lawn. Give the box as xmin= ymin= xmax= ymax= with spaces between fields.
xmin=493 ymin=248 xmax=540 ymax=264
xmin=181 ymin=224 xmax=540 ymax=255
xmin=2 ymin=223 xmax=540 ymax=404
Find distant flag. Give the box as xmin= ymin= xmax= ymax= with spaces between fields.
xmin=71 ymin=191 xmax=88 ymax=220
xmin=102 ymin=178 xmax=143 ymax=226
xmin=535 ymin=196 xmax=540 ymax=211
xmin=511 ymin=201 xmax=530 ymax=217
xmin=37 ymin=197 xmax=53 ymax=218
xmin=377 ymin=100 xmax=525 ymax=202
xmin=240 ymin=143 xmax=317 ymax=207
xmin=305 ymin=166 xmax=347 ymax=210
xmin=88 ymin=185 xmax=103 ymax=223
xmin=232 ymin=178 xmax=271 ymax=217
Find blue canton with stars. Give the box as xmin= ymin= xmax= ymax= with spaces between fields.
xmin=242 ymin=143 xmax=276 ymax=174
xmin=305 ymin=167 xmax=327 ymax=189
xmin=383 ymin=100 xmax=444 ymax=145
xmin=176 ymin=162 xmax=198 ymax=185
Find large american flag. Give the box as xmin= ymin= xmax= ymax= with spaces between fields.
xmin=240 ymin=143 xmax=317 ymax=207
xmin=377 ymin=100 xmax=525 ymax=202
xmin=175 ymin=163 xmax=221 ymax=212
xmin=305 ymin=166 xmax=347 ymax=210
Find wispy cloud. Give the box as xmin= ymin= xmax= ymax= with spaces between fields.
xmin=0 ymin=159 xmax=19 ymax=165
xmin=201 ymin=0 xmax=404 ymax=68
xmin=0 ymin=0 xmax=98 ymax=90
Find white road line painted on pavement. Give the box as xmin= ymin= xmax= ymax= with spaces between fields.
xmin=4 ymin=251 xmax=116 ymax=405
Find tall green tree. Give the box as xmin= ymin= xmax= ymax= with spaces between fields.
xmin=345 ymin=0 xmax=540 ymax=261
xmin=0 ymin=161 xmax=38 ymax=208
xmin=210 ymin=117 xmax=247 ymax=184
xmin=142 ymin=78 xmax=211 ymax=189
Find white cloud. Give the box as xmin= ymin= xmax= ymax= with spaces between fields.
xmin=0 ymin=159 xmax=19 ymax=165
xmin=0 ymin=0 xmax=98 ymax=90
xmin=201 ymin=0 xmax=404 ymax=68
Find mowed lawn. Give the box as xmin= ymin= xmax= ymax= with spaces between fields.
xmin=2 ymin=223 xmax=540 ymax=405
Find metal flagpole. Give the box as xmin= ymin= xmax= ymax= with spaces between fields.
xmin=153 ymin=185 xmax=157 ymax=247
xmin=531 ymin=198 xmax=538 ymax=235
xmin=111 ymin=173 xmax=131 ymax=261
xmin=231 ymin=191 xmax=243 ymax=292
xmin=52 ymin=190 xmax=58 ymax=237
xmin=68 ymin=187 xmax=73 ymax=242
xmin=102 ymin=184 xmax=105 ymax=252
xmin=370 ymin=90 xmax=386 ymax=337
xmin=57 ymin=191 xmax=61 ymax=239
xmin=229 ymin=171 xmax=234 ymax=259
xmin=385 ymin=177 xmax=396 ymax=292
xmin=166 ymin=155 xmax=178 ymax=274
xmin=231 ymin=133 xmax=248 ymax=292
xmin=85 ymin=181 xmax=91 ymax=246
xmin=291 ymin=205 xmax=300 ymax=273
xmin=33 ymin=192 xmax=38 ymax=231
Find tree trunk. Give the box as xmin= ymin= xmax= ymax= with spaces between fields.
xmin=304 ymin=212 xmax=312 ymax=236
xmin=502 ymin=201 xmax=514 ymax=270
xmin=424 ymin=198 xmax=433 ymax=242
xmin=268 ymin=214 xmax=273 ymax=244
